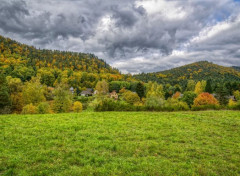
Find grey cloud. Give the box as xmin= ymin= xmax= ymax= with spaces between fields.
xmin=0 ymin=0 xmax=240 ymax=73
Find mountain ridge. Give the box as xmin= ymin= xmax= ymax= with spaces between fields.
xmin=0 ymin=35 xmax=119 ymax=74
xmin=133 ymin=61 xmax=240 ymax=86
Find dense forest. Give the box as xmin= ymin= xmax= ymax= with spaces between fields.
xmin=1 ymin=35 xmax=240 ymax=114
xmin=134 ymin=61 xmax=240 ymax=87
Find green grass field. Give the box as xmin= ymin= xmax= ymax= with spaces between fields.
xmin=0 ymin=111 xmax=239 ymax=176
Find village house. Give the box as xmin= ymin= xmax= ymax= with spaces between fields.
xmin=69 ymin=87 xmax=74 ymax=94
xmin=110 ymin=90 xmax=118 ymax=100
xmin=81 ymin=88 xmax=93 ymax=97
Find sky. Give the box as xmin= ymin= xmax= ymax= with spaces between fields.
xmin=0 ymin=0 xmax=240 ymax=74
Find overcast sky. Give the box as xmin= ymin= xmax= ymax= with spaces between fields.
xmin=1 ymin=0 xmax=240 ymax=73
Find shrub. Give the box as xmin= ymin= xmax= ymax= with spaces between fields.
xmin=37 ymin=102 xmax=50 ymax=114
xmin=22 ymin=103 xmax=37 ymax=114
xmin=192 ymin=93 xmax=219 ymax=110
xmin=122 ymin=91 xmax=140 ymax=104
xmin=145 ymin=96 xmax=165 ymax=111
xmin=164 ymin=98 xmax=189 ymax=111
xmin=94 ymin=98 xmax=136 ymax=112
xmin=73 ymin=101 xmax=83 ymax=112
xmin=228 ymin=99 xmax=240 ymax=110
xmin=0 ymin=106 xmax=12 ymax=114
xmin=233 ymin=90 xmax=240 ymax=101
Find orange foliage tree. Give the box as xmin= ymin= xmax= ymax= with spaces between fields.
xmin=172 ymin=91 xmax=181 ymax=99
xmin=193 ymin=93 xmax=219 ymax=106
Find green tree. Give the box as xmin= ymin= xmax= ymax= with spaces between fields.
xmin=0 ymin=73 xmax=11 ymax=110
xmin=147 ymin=82 xmax=164 ymax=98
xmin=205 ymin=80 xmax=213 ymax=93
xmin=181 ymin=91 xmax=197 ymax=107
xmin=22 ymin=78 xmax=46 ymax=105
xmin=136 ymin=82 xmax=145 ymax=100
xmin=145 ymin=96 xmax=165 ymax=110
xmin=216 ymin=84 xmax=229 ymax=106
xmin=53 ymin=84 xmax=72 ymax=113
xmin=186 ymin=80 xmax=196 ymax=91
xmin=37 ymin=102 xmax=50 ymax=114
xmin=122 ymin=91 xmax=140 ymax=104
xmin=6 ymin=76 xmax=23 ymax=112
xmin=201 ymin=80 xmax=207 ymax=92
xmin=95 ymin=80 xmax=109 ymax=95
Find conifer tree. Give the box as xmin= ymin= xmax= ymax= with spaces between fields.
xmin=136 ymin=82 xmax=145 ymax=100
xmin=216 ymin=84 xmax=229 ymax=105
xmin=205 ymin=79 xmax=213 ymax=93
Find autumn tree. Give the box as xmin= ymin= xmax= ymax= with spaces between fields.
xmin=194 ymin=81 xmax=203 ymax=95
xmin=193 ymin=93 xmax=219 ymax=107
xmin=73 ymin=101 xmax=83 ymax=112
xmin=95 ymin=80 xmax=109 ymax=95
xmin=172 ymin=91 xmax=181 ymax=99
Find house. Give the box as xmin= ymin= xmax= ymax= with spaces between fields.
xmin=110 ymin=90 xmax=118 ymax=100
xmin=69 ymin=87 xmax=74 ymax=94
xmin=81 ymin=88 xmax=93 ymax=97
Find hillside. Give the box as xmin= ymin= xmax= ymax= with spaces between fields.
xmin=134 ymin=61 xmax=240 ymax=86
xmin=232 ymin=66 xmax=240 ymax=71
xmin=0 ymin=35 xmax=119 ymax=74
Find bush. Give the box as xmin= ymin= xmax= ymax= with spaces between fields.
xmin=0 ymin=106 xmax=12 ymax=114
xmin=145 ymin=96 xmax=165 ymax=111
xmin=164 ymin=98 xmax=189 ymax=111
xmin=73 ymin=101 xmax=83 ymax=112
xmin=122 ymin=91 xmax=140 ymax=104
xmin=22 ymin=103 xmax=37 ymax=114
xmin=94 ymin=98 xmax=136 ymax=112
xmin=191 ymin=105 xmax=221 ymax=111
xmin=75 ymin=96 xmax=94 ymax=110
xmin=228 ymin=100 xmax=240 ymax=110
xmin=37 ymin=102 xmax=50 ymax=114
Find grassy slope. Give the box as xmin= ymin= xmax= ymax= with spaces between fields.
xmin=0 ymin=111 xmax=239 ymax=176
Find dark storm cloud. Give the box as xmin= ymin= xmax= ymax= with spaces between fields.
xmin=0 ymin=0 xmax=240 ymax=73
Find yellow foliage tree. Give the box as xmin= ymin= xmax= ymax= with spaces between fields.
xmin=73 ymin=101 xmax=83 ymax=113
xmin=95 ymin=80 xmax=109 ymax=95
xmin=194 ymin=81 xmax=203 ymax=95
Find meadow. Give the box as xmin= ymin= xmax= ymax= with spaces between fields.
xmin=0 ymin=111 xmax=239 ymax=176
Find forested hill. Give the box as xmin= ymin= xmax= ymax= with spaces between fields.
xmin=134 ymin=61 xmax=240 ymax=86
xmin=0 ymin=35 xmax=119 ymax=74
xmin=232 ymin=66 xmax=240 ymax=71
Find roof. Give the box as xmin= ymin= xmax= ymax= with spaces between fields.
xmin=81 ymin=89 xmax=93 ymax=94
